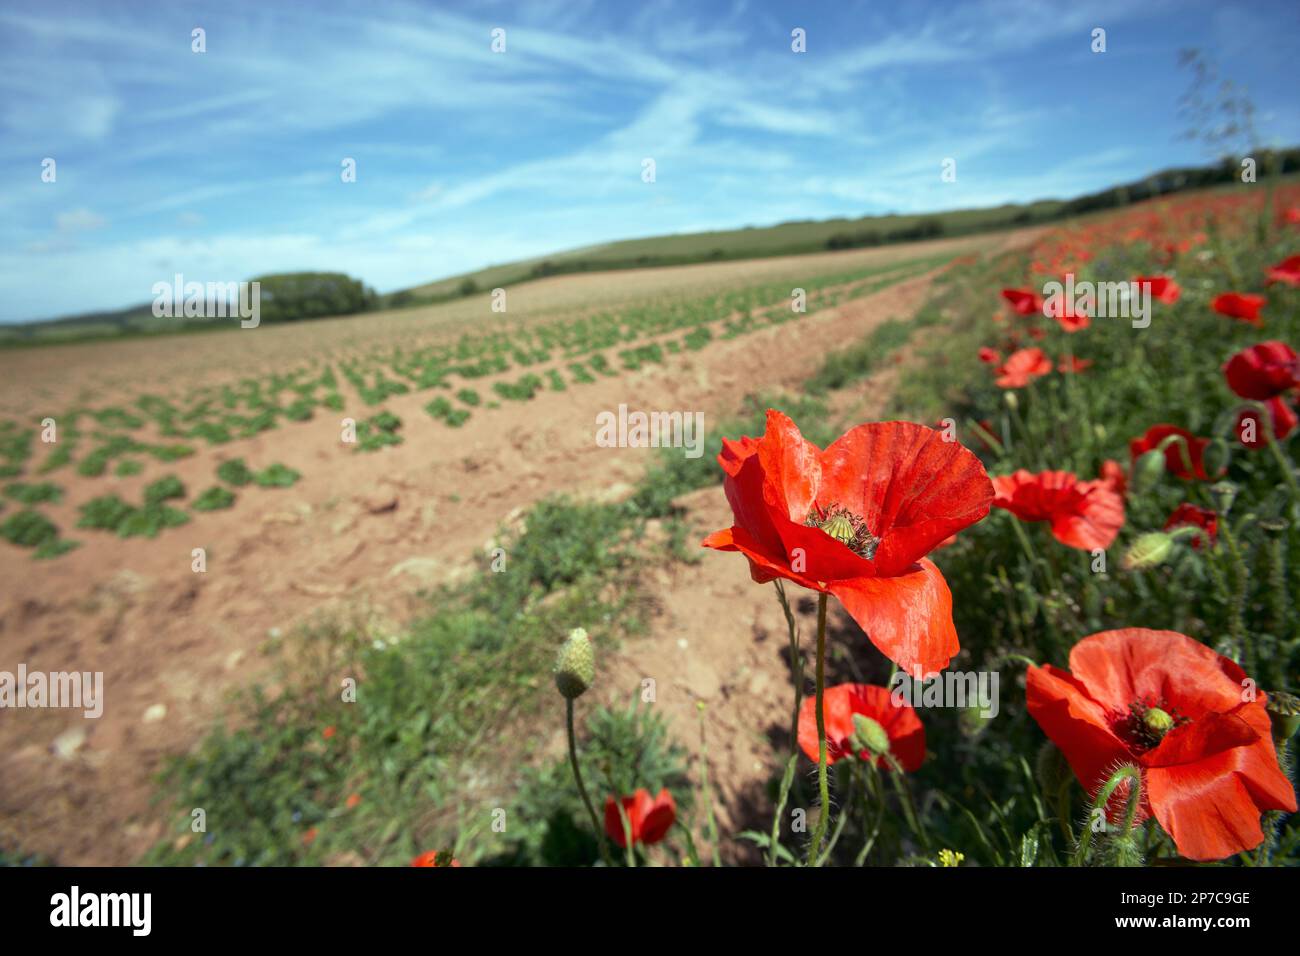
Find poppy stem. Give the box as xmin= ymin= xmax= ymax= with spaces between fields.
xmin=565 ymin=698 xmax=611 ymax=866
xmin=807 ymin=591 xmax=831 ymax=865
xmin=1071 ymin=763 xmax=1142 ymax=867
xmin=770 ymin=580 xmax=804 ymax=867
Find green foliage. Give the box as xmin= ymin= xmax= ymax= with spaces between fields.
xmin=355 ymin=412 xmax=403 ymax=451
xmin=217 ymin=458 xmax=254 ymax=486
xmin=425 ymin=397 xmax=470 ymax=428
xmin=146 ymin=495 xmax=649 ymax=866
xmin=1 ymin=509 xmax=59 ymax=548
xmin=193 ymin=486 xmax=237 ymax=511
xmin=4 ymin=481 xmax=62 ymax=504
xmin=488 ymin=698 xmax=690 ymax=866
xmin=251 ymin=272 xmax=378 ymax=323
xmin=254 ymin=463 xmax=301 ymax=488
xmin=143 ymin=475 xmax=186 ymax=505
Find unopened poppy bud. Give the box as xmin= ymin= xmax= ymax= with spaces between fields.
xmin=1004 ymin=391 xmax=1019 ymax=411
xmin=1131 ymin=449 xmax=1166 ymax=493
xmin=1121 ymin=531 xmax=1174 ymax=570
xmin=553 ymin=628 xmax=594 ymax=699
xmin=1210 ymin=481 xmax=1238 ymax=515
xmin=1265 ymin=691 xmax=1300 ymax=746
xmin=850 ymin=713 xmax=891 ymax=757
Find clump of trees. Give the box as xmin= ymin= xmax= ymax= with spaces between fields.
xmin=252 ymin=272 xmax=377 ymax=323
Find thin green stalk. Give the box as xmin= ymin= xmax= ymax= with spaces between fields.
xmin=566 ymin=698 xmax=612 ymax=866
xmin=1072 ymin=764 xmax=1142 ymax=867
xmin=807 ymin=592 xmax=831 ymax=865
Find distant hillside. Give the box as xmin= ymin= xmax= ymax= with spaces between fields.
xmin=7 ymin=148 xmax=1297 ymax=346
xmin=386 ymin=148 xmax=1299 ymax=306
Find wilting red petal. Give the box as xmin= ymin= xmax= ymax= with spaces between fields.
xmin=1212 ymin=292 xmax=1266 ymax=325
xmin=830 ymin=559 xmax=958 ymax=678
xmin=1223 ymin=341 xmax=1299 ymax=400
xmin=978 ymin=346 xmax=1001 ymax=364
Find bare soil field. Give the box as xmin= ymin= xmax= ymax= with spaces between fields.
xmin=0 ymin=229 xmax=1037 ymax=864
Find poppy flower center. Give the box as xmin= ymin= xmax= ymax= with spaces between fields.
xmin=1113 ymin=698 xmax=1188 ymax=752
xmin=806 ymin=504 xmax=881 ymax=560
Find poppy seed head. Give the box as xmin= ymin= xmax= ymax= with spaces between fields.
xmin=807 ymin=504 xmax=881 ymax=560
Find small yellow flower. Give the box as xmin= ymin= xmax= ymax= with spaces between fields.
xmin=937 ymin=848 xmax=964 ymax=868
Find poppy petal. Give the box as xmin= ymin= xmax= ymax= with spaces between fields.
xmin=817 ymin=422 xmax=993 ymax=576
xmin=829 ymin=558 xmax=959 ymax=677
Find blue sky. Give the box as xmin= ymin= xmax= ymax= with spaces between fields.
xmin=2 ymin=0 xmax=1298 ymax=323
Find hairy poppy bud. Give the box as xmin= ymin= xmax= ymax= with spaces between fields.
xmin=849 ymin=713 xmax=891 ymax=757
xmin=1266 ymin=691 xmax=1300 ymax=746
xmin=1122 ymin=531 xmax=1174 ymax=570
xmin=1130 ymin=448 xmax=1166 ymax=494
xmin=553 ymin=628 xmax=594 ymax=699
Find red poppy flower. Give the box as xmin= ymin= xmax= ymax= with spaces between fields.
xmin=322 ymin=726 xmax=336 ymax=740
xmin=1134 ymin=275 xmax=1181 ymax=304
xmin=603 ymin=788 xmax=676 ymax=848
xmin=1224 ymin=341 xmax=1300 ymax=400
xmin=1058 ymin=355 xmax=1093 ymax=374
xmin=1264 ymin=254 xmax=1300 ymax=286
xmin=411 ymin=850 xmax=461 ymax=867
xmin=797 ymin=683 xmax=925 ymax=770
xmin=702 ymin=411 xmax=993 ymax=676
xmin=991 ymin=470 xmax=1125 ymax=550
xmin=978 ymin=346 xmax=1001 ymax=364
xmin=1212 ymin=292 xmax=1266 ymax=326
xmin=1026 ymin=628 xmax=1296 ymax=861
xmin=1129 ymin=424 xmax=1212 ymax=481
xmin=995 ymin=347 xmax=1052 ymax=388
xmin=1027 ymin=326 xmax=1048 ymax=340
xmin=1283 ymin=207 xmax=1300 ymax=227
xmin=1001 ymin=287 xmax=1043 ymax=316
xmin=1237 ymin=395 xmax=1299 ymax=447
xmin=1164 ymin=502 xmax=1217 ymax=549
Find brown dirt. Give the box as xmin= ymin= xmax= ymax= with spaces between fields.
xmin=0 ymin=230 xmax=1037 ymax=864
